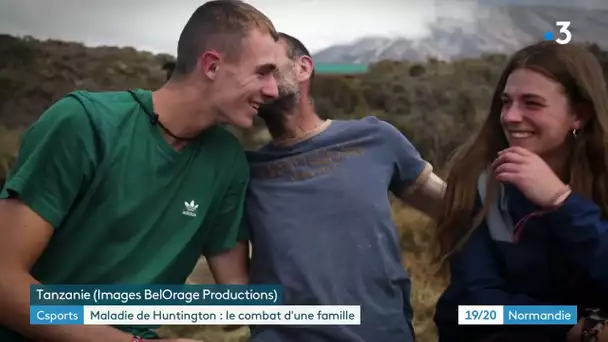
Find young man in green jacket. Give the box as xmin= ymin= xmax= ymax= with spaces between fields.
xmin=0 ymin=1 xmax=280 ymax=341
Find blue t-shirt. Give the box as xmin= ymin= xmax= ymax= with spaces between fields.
xmin=245 ymin=116 xmax=430 ymax=342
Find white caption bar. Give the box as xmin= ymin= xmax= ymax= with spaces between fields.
xmin=458 ymin=305 xmax=504 ymax=325
xmin=83 ymin=305 xmax=361 ymax=325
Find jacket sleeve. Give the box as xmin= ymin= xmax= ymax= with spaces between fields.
xmin=544 ymin=191 xmax=608 ymax=292
xmin=435 ymin=223 xmax=570 ymax=341
xmin=447 ymin=224 xmax=543 ymax=304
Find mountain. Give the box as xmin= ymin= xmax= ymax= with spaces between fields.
xmin=313 ymin=4 xmax=608 ymax=63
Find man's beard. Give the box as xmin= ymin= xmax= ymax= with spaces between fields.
xmin=257 ymin=90 xmax=299 ymax=121
xmin=256 ymin=87 xmax=299 ymax=140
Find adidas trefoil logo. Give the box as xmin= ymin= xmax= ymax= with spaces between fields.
xmin=182 ymin=200 xmax=198 ymax=217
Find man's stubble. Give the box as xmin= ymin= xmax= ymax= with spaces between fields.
xmin=257 ymin=67 xmax=300 ymax=132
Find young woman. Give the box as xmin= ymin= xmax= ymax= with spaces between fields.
xmin=433 ymin=41 xmax=608 ymax=342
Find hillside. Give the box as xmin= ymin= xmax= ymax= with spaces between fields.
xmin=313 ymin=4 xmax=608 ymax=63
xmin=1 ymin=35 xmax=608 ymax=342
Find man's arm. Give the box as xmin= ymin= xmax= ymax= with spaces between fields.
xmin=202 ymin=148 xmax=251 ymax=285
xmin=398 ymin=164 xmax=446 ymax=217
xmin=379 ymin=120 xmax=445 ymax=217
xmin=207 ymin=241 xmax=249 ymax=284
xmin=0 ymin=96 xmax=189 ymax=342
xmin=0 ymin=199 xmax=165 ymax=342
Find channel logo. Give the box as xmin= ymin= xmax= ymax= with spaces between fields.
xmin=544 ymin=21 xmax=572 ymax=45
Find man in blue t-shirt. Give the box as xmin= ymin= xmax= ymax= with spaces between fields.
xmin=244 ymin=33 xmax=446 ymax=342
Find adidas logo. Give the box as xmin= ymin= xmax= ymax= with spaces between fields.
xmin=182 ymin=200 xmax=198 ymax=217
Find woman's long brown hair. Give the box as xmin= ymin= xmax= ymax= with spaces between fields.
xmin=433 ymin=41 xmax=608 ymax=270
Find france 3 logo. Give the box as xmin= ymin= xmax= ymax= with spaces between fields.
xmin=544 ymin=21 xmax=572 ymax=45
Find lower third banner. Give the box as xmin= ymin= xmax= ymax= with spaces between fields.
xmin=30 ymin=305 xmax=361 ymax=325
xmin=457 ymin=305 xmax=578 ymax=325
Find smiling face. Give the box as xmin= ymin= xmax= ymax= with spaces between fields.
xmin=257 ymin=37 xmax=309 ymax=119
xmin=500 ymin=68 xmax=583 ymax=159
xmin=210 ymin=28 xmax=280 ymax=128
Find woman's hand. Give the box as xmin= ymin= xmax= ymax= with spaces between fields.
xmin=492 ymin=146 xmax=570 ymax=208
xmin=567 ymin=318 xmax=608 ymax=342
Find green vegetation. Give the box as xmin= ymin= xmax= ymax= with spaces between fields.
xmin=1 ymin=34 xmax=607 ymax=341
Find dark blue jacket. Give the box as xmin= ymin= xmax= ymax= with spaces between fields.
xmin=434 ymin=184 xmax=608 ymax=342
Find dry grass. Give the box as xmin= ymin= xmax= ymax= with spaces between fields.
xmin=0 ymin=125 xmax=23 ymax=178
xmin=159 ymin=202 xmax=447 ymax=342
xmin=394 ymin=203 xmax=448 ymax=342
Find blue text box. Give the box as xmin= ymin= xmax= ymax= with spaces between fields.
xmin=30 ymin=305 xmax=84 ymax=325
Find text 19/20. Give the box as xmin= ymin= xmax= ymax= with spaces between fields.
xmin=457 ymin=305 xmax=503 ymax=325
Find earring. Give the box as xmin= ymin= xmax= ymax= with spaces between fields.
xmin=572 ymin=129 xmax=578 ymax=138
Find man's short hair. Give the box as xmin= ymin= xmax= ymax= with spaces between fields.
xmin=173 ymin=0 xmax=278 ymax=78
xmin=279 ymin=32 xmax=316 ymax=80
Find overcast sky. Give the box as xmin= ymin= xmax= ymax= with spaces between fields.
xmin=0 ymin=0 xmax=606 ymax=55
